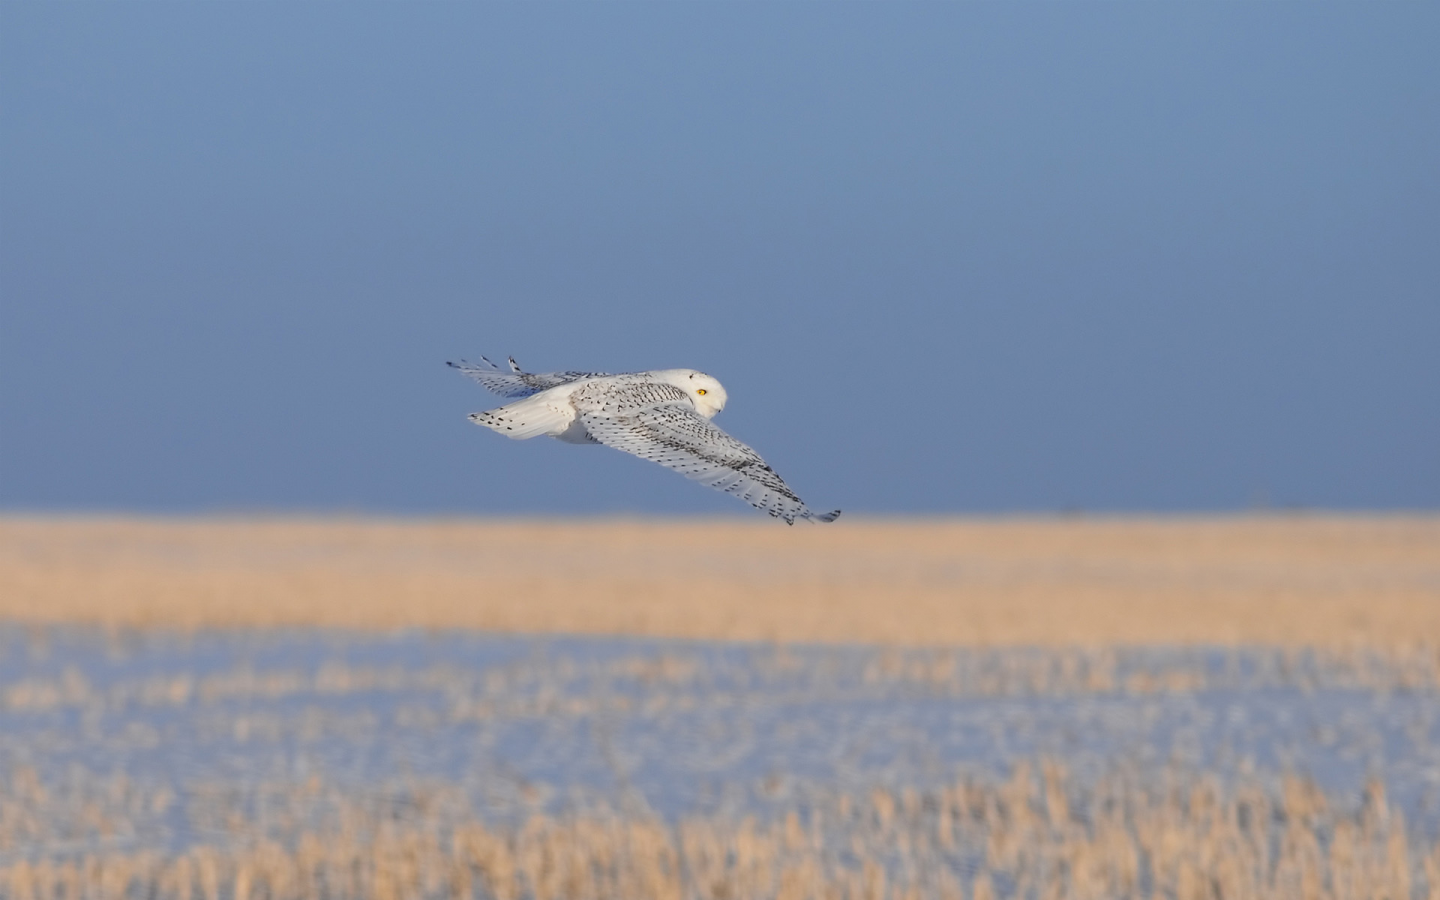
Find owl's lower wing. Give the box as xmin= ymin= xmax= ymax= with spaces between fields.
xmin=448 ymin=356 xmax=607 ymax=398
xmin=574 ymin=389 xmax=838 ymax=524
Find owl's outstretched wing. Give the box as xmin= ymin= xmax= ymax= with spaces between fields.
xmin=572 ymin=382 xmax=839 ymax=524
xmin=448 ymin=356 xmax=607 ymax=399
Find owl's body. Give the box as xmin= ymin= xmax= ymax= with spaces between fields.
xmin=465 ymin=368 xmax=723 ymax=444
xmin=449 ymin=357 xmax=838 ymax=524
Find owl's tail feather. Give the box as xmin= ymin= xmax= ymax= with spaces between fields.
xmin=468 ymin=394 xmax=575 ymax=440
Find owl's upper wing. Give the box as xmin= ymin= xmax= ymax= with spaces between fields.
xmin=572 ymin=382 xmax=839 ymax=524
xmin=448 ymin=356 xmax=608 ymax=399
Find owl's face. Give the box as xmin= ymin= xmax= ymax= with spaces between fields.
xmin=675 ymin=370 xmax=727 ymax=418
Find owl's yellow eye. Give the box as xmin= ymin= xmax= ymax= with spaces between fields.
xmin=696 ymin=388 xmax=707 ymax=395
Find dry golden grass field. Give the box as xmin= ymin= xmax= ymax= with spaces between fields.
xmin=4 ymin=763 xmax=1429 ymax=900
xmin=4 ymin=514 xmax=1440 ymax=899
xmin=1 ymin=514 xmax=1437 ymax=645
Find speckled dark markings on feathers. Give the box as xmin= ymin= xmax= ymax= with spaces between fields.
xmin=572 ymin=383 xmax=807 ymax=517
xmin=447 ymin=356 xmax=608 ymax=399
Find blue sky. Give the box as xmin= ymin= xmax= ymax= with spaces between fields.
xmin=2 ymin=3 xmax=1436 ymax=515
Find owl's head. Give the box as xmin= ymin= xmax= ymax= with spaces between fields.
xmin=666 ymin=369 xmax=727 ymax=418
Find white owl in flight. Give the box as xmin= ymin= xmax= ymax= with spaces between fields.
xmin=449 ymin=356 xmax=840 ymax=524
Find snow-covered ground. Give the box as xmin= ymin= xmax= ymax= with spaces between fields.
xmin=3 ymin=627 xmax=1436 ymax=868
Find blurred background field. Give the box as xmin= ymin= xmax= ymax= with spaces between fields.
xmin=3 ymin=516 xmax=1439 ymax=898
xmin=3 ymin=515 xmax=1437 ymax=644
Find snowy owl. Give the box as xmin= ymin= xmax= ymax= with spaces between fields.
xmin=449 ymin=356 xmax=840 ymax=524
